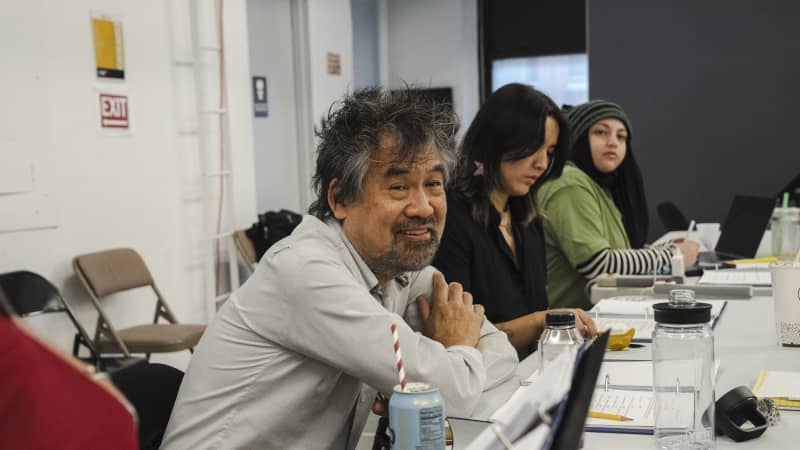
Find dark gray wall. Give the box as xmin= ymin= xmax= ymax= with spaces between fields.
xmin=588 ymin=0 xmax=800 ymax=240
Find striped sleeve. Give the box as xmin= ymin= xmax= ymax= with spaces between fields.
xmin=576 ymin=241 xmax=677 ymax=279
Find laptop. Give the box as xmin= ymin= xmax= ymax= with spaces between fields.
xmin=697 ymin=195 xmax=775 ymax=265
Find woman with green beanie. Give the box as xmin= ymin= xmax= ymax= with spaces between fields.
xmin=536 ymin=100 xmax=699 ymax=309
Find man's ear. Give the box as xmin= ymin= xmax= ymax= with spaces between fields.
xmin=327 ymin=178 xmax=347 ymax=220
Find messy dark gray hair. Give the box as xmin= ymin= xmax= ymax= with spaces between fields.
xmin=309 ymin=86 xmax=460 ymax=219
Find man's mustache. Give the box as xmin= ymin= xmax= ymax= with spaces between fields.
xmin=393 ymin=216 xmax=437 ymax=233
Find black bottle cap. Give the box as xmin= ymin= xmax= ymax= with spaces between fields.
xmin=653 ymin=301 xmax=712 ymax=324
xmin=546 ymin=311 xmax=575 ymax=326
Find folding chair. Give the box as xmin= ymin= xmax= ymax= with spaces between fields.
xmin=72 ymin=248 xmax=205 ymax=359
xmin=0 ymin=270 xmax=98 ymax=363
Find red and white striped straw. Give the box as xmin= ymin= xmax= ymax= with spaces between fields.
xmin=390 ymin=322 xmax=407 ymax=392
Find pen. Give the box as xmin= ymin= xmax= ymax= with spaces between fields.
xmin=686 ymin=220 xmax=696 ymax=241
xmin=589 ymin=411 xmax=634 ymax=421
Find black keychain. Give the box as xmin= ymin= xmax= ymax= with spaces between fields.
xmin=715 ymin=386 xmax=769 ymax=442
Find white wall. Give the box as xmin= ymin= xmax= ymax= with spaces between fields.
xmin=385 ymin=0 xmax=480 ymax=128
xmin=0 ymin=0 xmax=185 ymax=355
xmin=307 ymin=0 xmax=355 ymax=126
xmin=223 ymin=1 xmax=259 ymax=228
xmin=0 ymin=0 xmax=257 ymax=369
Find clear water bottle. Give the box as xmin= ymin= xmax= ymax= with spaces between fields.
xmin=538 ymin=311 xmax=583 ymax=371
xmin=652 ymin=289 xmax=716 ymax=449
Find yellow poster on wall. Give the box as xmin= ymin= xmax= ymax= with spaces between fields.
xmin=91 ymin=13 xmax=125 ymax=79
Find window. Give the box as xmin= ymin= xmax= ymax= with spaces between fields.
xmin=492 ymin=54 xmax=588 ymax=107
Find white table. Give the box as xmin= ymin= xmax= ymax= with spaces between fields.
xmin=589 ymin=228 xmax=776 ymax=304
xmin=654 ymin=229 xmax=773 ymax=257
xmin=463 ymin=297 xmax=800 ymax=449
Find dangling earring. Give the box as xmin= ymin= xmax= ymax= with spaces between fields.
xmin=473 ymin=161 xmax=484 ymax=176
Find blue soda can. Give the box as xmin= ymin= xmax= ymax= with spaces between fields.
xmin=389 ymin=382 xmax=446 ymax=450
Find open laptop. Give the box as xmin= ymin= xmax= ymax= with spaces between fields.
xmin=697 ymin=195 xmax=775 ymax=266
xmin=779 ymin=172 xmax=800 ymax=201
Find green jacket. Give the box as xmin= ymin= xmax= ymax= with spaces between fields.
xmin=536 ymin=163 xmax=630 ymax=309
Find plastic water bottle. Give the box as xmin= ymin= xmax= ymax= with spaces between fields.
xmin=538 ymin=312 xmax=583 ymax=371
xmin=652 ymin=289 xmax=715 ymax=449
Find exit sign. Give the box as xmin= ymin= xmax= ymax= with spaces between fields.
xmin=99 ymin=93 xmax=129 ymax=129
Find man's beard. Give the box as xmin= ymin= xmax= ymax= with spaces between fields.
xmin=367 ymin=219 xmax=440 ymax=278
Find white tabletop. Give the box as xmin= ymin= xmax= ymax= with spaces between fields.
xmin=463 ymin=297 xmax=800 ymax=449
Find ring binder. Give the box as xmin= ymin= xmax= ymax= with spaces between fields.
xmin=467 ymin=333 xmax=610 ymax=450
xmin=591 ymin=298 xmax=727 ymax=342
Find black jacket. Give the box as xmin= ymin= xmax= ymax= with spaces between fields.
xmin=433 ymin=193 xmax=549 ymax=324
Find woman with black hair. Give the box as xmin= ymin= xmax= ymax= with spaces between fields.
xmin=433 ymin=83 xmax=596 ymax=357
xmin=537 ymin=100 xmax=699 ymax=310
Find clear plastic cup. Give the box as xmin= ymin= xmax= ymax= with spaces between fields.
xmin=771 ymin=208 xmax=800 ymax=261
xmin=770 ymin=261 xmax=800 ymax=346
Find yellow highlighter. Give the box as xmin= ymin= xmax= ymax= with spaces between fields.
xmin=589 ymin=411 xmax=634 ymax=422
xmin=725 ymin=256 xmax=778 ymax=265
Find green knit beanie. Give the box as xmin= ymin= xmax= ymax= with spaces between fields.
xmin=563 ymin=99 xmax=632 ymax=146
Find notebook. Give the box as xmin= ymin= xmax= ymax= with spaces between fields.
xmin=752 ymin=370 xmax=800 ymax=410
xmin=585 ymin=360 xmax=720 ymax=435
xmin=697 ymin=195 xmax=775 ymax=265
xmin=585 ymin=360 xmax=660 ymax=435
xmin=591 ymin=298 xmax=727 ymax=341
xmin=698 ymin=269 xmax=772 ymax=286
xmin=470 ymin=333 xmax=609 ymax=450
xmin=585 ymin=389 xmax=658 ymax=435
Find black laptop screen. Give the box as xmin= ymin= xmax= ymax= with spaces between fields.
xmin=715 ymin=195 xmax=775 ymax=258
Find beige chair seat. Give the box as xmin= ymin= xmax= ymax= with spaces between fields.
xmin=97 ymin=324 xmax=205 ymax=354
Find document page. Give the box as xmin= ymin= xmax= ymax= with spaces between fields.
xmin=752 ymin=370 xmax=800 ymax=399
xmin=699 ymin=270 xmax=771 ymax=286
xmin=596 ymin=361 xmax=653 ymax=390
xmin=753 ymin=370 xmax=800 ymax=410
xmin=586 ymin=390 xmax=694 ymax=433
xmin=594 ymin=317 xmax=655 ymax=341
xmin=586 ymin=389 xmax=654 ymax=429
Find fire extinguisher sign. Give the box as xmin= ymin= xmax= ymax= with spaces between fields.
xmin=99 ymin=93 xmax=129 ymax=130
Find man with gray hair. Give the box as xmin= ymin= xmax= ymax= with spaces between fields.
xmin=161 ymin=87 xmax=518 ymax=450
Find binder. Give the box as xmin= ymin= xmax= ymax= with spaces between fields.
xmin=547 ymin=332 xmax=610 ymax=449
xmin=590 ymin=298 xmax=727 ymax=342
xmin=752 ymin=370 xmax=800 ymax=410
xmin=585 ymin=389 xmax=655 ymax=435
xmin=585 ymin=360 xmax=657 ymax=434
xmin=467 ymin=333 xmax=609 ymax=450
xmin=585 ymin=360 xmax=721 ymax=435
